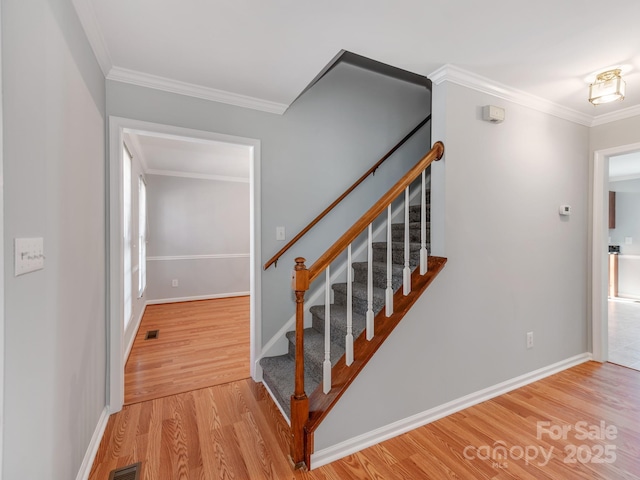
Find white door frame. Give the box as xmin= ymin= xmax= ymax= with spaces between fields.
xmin=107 ymin=116 xmax=261 ymax=412
xmin=591 ymin=142 xmax=640 ymax=362
xmin=0 ymin=6 xmax=5 ymax=475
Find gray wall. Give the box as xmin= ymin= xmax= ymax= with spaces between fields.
xmin=609 ymin=189 xmax=640 ymax=298
xmin=315 ymin=82 xmax=590 ymax=449
xmin=609 ymin=190 xmax=640 ymax=255
xmin=106 ymin=61 xmax=431 ymax=345
xmin=145 ymin=174 xmax=250 ymax=301
xmin=2 ymin=0 xmax=106 ymax=478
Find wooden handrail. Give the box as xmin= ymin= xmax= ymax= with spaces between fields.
xmin=289 ymin=140 xmax=444 ymax=466
xmin=263 ymin=115 xmax=432 ymax=270
xmin=308 ymin=141 xmax=444 ymax=282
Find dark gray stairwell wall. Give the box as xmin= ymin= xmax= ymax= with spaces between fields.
xmin=107 ymin=61 xmax=431 ymax=347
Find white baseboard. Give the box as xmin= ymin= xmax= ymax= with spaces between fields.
xmin=75 ymin=407 xmax=110 ymax=480
xmin=310 ymin=352 xmax=592 ymax=469
xmin=124 ymin=303 xmax=146 ymax=363
xmin=262 ymin=380 xmax=291 ymax=426
xmin=146 ymin=291 xmax=250 ymax=305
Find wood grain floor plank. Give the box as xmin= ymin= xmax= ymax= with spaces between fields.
xmin=92 ymin=356 xmax=640 ymax=479
xmin=125 ymin=297 xmax=250 ymax=404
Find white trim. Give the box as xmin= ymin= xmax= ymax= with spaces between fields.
xmin=124 ymin=303 xmax=146 ymax=363
xmin=310 ymin=353 xmax=592 ymax=469
xmin=70 ymin=0 xmax=113 ymax=75
xmin=0 ymin=7 xmax=4 ymax=475
xmin=147 ymin=253 xmax=249 ymax=261
xmin=108 ymin=116 xmax=261 ymax=414
xmin=146 ymin=169 xmax=249 ymax=183
xmin=107 ymin=118 xmax=125 ymax=411
xmin=124 ymin=133 xmax=149 ymax=173
xmin=429 ymin=64 xmax=594 ymax=127
xmin=74 ymin=407 xmax=110 ymax=480
xmin=592 ymin=142 xmax=640 ymax=362
xmin=146 ymin=291 xmax=250 ymax=305
xmin=591 ymin=104 xmax=640 ymax=127
xmin=261 ymin=380 xmax=291 ymax=427
xmin=107 ymin=67 xmax=288 ymax=115
xmin=610 ymin=173 xmax=640 ymax=183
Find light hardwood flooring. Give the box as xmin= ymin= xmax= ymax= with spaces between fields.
xmin=125 ymin=297 xmax=250 ymax=404
xmin=91 ymin=361 xmax=640 ymax=479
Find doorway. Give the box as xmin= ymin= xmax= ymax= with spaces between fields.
xmin=108 ymin=117 xmax=262 ymax=412
xmin=592 ymin=142 xmax=640 ymax=365
xmin=606 ymin=150 xmax=640 ymax=370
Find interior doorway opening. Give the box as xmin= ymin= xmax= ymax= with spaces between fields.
xmin=108 ymin=117 xmax=261 ymax=412
xmin=606 ymin=150 xmax=640 ymax=370
xmin=592 ymin=142 xmax=640 ymax=365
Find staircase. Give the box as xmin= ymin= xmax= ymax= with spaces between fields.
xmin=260 ymin=141 xmax=446 ymax=469
xmin=260 ymin=197 xmax=431 ymax=418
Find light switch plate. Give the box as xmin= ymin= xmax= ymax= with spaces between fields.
xmin=15 ymin=237 xmax=44 ymax=276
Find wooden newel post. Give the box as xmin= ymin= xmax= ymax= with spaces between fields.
xmin=290 ymin=257 xmax=310 ymax=468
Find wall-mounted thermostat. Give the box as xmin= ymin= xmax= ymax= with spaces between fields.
xmin=482 ymin=105 xmax=505 ymax=123
xmin=559 ymin=205 xmax=572 ymax=216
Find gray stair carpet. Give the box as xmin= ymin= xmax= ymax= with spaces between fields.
xmin=260 ymin=196 xmax=430 ymax=419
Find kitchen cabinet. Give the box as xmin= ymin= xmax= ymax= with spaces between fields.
xmin=609 ymin=191 xmax=616 ymax=229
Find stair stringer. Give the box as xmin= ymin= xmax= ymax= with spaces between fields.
xmin=256 ymin=180 xmax=427 ymax=382
xmin=303 ymin=256 xmax=447 ymax=468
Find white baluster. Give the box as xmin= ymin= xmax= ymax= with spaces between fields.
xmin=420 ymin=169 xmax=428 ymax=275
xmin=345 ymin=244 xmax=354 ymax=365
xmin=366 ymin=224 xmax=374 ymax=340
xmin=403 ymin=186 xmax=411 ymax=295
xmin=323 ymin=266 xmax=331 ymax=393
xmin=385 ymin=205 xmax=394 ymax=317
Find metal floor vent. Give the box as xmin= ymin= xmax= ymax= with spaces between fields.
xmin=108 ymin=462 xmax=141 ymax=480
xmin=145 ymin=329 xmax=159 ymax=340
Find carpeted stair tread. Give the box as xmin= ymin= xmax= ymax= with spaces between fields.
xmin=260 ymin=193 xmax=433 ymax=421
xmin=352 ymin=261 xmax=405 ymax=291
xmin=286 ymin=328 xmax=345 ymax=381
xmin=372 ymin=241 xmax=427 ymax=265
xmin=408 ymin=204 xmax=430 ymax=222
xmin=259 ymin=354 xmax=319 ymax=419
xmin=309 ymin=304 xmax=367 ymax=346
xmin=391 ymin=222 xmax=429 ymax=242
xmin=332 ymin=281 xmax=387 ymax=315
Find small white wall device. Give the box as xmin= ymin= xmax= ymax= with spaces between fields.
xmin=482 ymin=105 xmax=505 ymax=123
xmin=559 ymin=205 xmax=572 ymax=216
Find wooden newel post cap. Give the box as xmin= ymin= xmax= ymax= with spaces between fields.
xmin=292 ymin=258 xmax=310 ymax=291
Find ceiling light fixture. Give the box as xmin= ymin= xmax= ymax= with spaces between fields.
xmin=588 ymin=69 xmax=626 ymax=105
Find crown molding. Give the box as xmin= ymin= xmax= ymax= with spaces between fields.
xmin=107 ymin=67 xmax=288 ymax=115
xmin=146 ymin=169 xmax=249 ymax=183
xmin=591 ymin=104 xmax=640 ymax=127
xmin=429 ymin=64 xmax=594 ymax=127
xmin=71 ymin=0 xmax=113 ymax=75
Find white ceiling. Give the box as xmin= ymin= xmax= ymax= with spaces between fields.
xmin=76 ymin=0 xmax=640 ymax=122
xmin=124 ymin=131 xmax=251 ymax=180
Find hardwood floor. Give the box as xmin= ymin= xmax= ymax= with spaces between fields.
xmin=90 ymin=361 xmax=640 ymax=479
xmin=125 ymin=297 xmax=250 ymax=404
